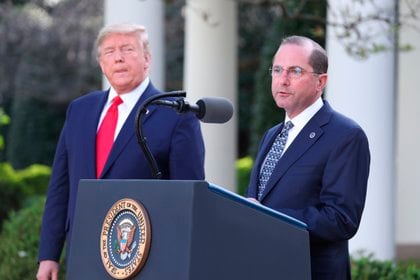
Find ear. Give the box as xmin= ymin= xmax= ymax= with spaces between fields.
xmin=144 ymin=53 xmax=152 ymax=71
xmin=316 ymin=73 xmax=328 ymax=92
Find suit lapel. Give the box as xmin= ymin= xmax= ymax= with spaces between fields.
xmin=259 ymin=103 xmax=332 ymax=201
xmin=254 ymin=124 xmax=283 ymax=177
xmin=85 ymin=91 xmax=109 ymax=178
xmin=248 ymin=124 xmax=283 ymax=198
xmin=99 ymin=83 xmax=160 ymax=178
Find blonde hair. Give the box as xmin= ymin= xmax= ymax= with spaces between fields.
xmin=95 ymin=23 xmax=151 ymax=59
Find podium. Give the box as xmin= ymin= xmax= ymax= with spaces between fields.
xmin=67 ymin=180 xmax=311 ymax=279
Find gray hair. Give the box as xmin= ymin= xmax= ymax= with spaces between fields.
xmin=95 ymin=23 xmax=151 ymax=59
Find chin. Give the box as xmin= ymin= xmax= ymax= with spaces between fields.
xmin=274 ymin=99 xmax=287 ymax=109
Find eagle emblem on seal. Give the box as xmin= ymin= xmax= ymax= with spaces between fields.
xmin=116 ymin=218 xmax=137 ymax=260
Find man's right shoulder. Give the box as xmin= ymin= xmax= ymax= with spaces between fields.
xmin=68 ymin=90 xmax=107 ymax=107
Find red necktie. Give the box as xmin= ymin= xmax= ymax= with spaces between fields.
xmin=96 ymin=96 xmax=123 ymax=178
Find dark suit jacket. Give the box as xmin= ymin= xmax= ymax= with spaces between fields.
xmin=246 ymin=101 xmax=370 ymax=280
xmin=38 ymin=82 xmax=205 ymax=262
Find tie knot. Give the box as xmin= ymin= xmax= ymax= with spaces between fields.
xmin=112 ymin=96 xmax=123 ymax=107
xmin=284 ymin=121 xmax=294 ymax=131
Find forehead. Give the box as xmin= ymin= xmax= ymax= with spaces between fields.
xmin=273 ymin=44 xmax=312 ymax=67
xmin=100 ymin=33 xmax=140 ymax=48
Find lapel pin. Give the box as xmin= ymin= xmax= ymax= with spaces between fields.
xmin=309 ymin=132 xmax=316 ymax=139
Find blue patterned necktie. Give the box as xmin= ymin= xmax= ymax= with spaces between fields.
xmin=258 ymin=121 xmax=294 ymax=200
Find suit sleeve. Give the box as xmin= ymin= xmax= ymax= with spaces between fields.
xmin=168 ymin=112 xmax=205 ymax=180
xmin=280 ymin=128 xmax=370 ymax=243
xmin=38 ymin=121 xmax=69 ymax=262
xmin=38 ymin=110 xmax=70 ymax=261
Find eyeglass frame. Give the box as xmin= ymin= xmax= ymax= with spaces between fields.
xmin=269 ymin=65 xmax=324 ymax=79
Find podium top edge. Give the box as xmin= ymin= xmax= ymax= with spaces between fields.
xmin=208 ymin=183 xmax=307 ymax=230
xmin=78 ymin=179 xmax=307 ymax=230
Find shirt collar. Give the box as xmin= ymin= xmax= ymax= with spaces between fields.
xmin=285 ymin=97 xmax=323 ymax=130
xmin=107 ymin=77 xmax=150 ymax=107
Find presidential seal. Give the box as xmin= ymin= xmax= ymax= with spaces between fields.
xmin=100 ymin=198 xmax=151 ymax=279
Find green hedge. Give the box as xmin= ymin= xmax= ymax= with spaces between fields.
xmin=351 ymin=253 xmax=420 ymax=279
xmin=0 ymin=196 xmax=66 ymax=279
xmin=236 ymin=156 xmax=253 ymax=195
xmin=14 ymin=164 xmax=51 ymax=197
xmin=0 ymin=107 xmax=10 ymax=151
xmin=6 ymin=96 xmax=66 ymax=169
xmin=0 ymin=162 xmax=50 ymax=229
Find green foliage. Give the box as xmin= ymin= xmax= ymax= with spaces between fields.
xmin=0 ymin=108 xmax=10 ymax=126
xmin=0 ymin=162 xmax=51 ymax=229
xmin=1 ymin=0 xmax=102 ymax=169
xmin=351 ymin=252 xmax=420 ymax=279
xmin=14 ymin=164 xmax=51 ymax=197
xmin=7 ymin=96 xmax=66 ymax=169
xmin=0 ymin=107 xmax=10 ymax=151
xmin=249 ymin=2 xmax=326 ymax=156
xmin=236 ymin=156 xmax=253 ymax=195
xmin=250 ymin=36 xmax=285 ymax=156
xmin=237 ymin=3 xmax=281 ymax=157
xmin=0 ymin=196 xmax=66 ymax=279
xmin=0 ymin=163 xmax=23 ymax=230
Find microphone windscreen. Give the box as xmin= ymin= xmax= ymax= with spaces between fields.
xmin=196 ymin=97 xmax=234 ymax=123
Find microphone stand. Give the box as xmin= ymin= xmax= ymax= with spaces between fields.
xmin=134 ymin=91 xmax=186 ymax=179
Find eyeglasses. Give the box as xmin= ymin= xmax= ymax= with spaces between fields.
xmin=269 ymin=66 xmax=322 ymax=79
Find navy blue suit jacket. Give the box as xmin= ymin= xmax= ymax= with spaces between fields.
xmin=38 ymin=82 xmax=205 ymax=262
xmin=246 ymin=101 xmax=370 ymax=280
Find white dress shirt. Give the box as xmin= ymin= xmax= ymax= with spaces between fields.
xmin=282 ymin=97 xmax=324 ymax=154
xmin=97 ymin=77 xmax=150 ymax=140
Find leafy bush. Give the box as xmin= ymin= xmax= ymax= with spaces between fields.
xmin=14 ymin=164 xmax=51 ymax=197
xmin=351 ymin=252 xmax=420 ymax=279
xmin=236 ymin=156 xmax=253 ymax=195
xmin=0 ymin=196 xmax=66 ymax=279
xmin=0 ymin=107 xmax=10 ymax=151
xmin=7 ymin=96 xmax=66 ymax=169
xmin=0 ymin=162 xmax=50 ymax=229
xmin=0 ymin=163 xmax=23 ymax=228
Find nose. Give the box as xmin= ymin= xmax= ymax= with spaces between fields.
xmin=113 ymin=50 xmax=124 ymax=63
xmin=274 ymin=71 xmax=290 ymax=85
xmin=281 ymin=69 xmax=292 ymax=80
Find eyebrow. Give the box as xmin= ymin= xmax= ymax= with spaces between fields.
xmin=102 ymin=46 xmax=115 ymax=51
xmin=103 ymin=43 xmax=134 ymax=50
xmin=273 ymin=65 xmax=302 ymax=69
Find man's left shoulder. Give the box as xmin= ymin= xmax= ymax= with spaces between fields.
xmin=321 ymin=102 xmax=364 ymax=131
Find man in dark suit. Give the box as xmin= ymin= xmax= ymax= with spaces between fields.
xmin=36 ymin=23 xmax=205 ymax=279
xmin=246 ymin=36 xmax=370 ymax=280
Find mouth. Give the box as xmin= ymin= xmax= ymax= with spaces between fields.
xmin=275 ymin=91 xmax=291 ymax=97
xmin=114 ymin=68 xmax=128 ymax=74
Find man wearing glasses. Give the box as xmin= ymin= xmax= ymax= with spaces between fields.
xmin=246 ymin=36 xmax=370 ymax=280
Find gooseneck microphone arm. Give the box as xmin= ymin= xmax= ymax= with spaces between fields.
xmin=134 ymin=90 xmax=186 ymax=179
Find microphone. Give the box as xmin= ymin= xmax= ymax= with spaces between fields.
xmin=135 ymin=91 xmax=233 ymax=179
xmin=152 ymin=97 xmax=233 ymax=123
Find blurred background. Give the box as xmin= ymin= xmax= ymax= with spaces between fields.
xmin=0 ymin=0 xmax=419 ymax=278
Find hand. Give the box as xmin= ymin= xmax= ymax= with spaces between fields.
xmin=36 ymin=260 xmax=59 ymax=280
